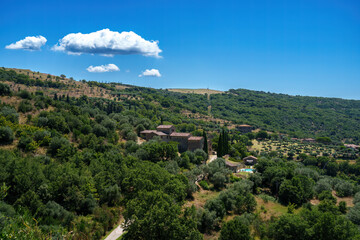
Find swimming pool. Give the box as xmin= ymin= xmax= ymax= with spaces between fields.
xmin=239 ymin=168 xmax=254 ymax=173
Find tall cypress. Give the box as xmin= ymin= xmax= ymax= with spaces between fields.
xmin=224 ymin=129 xmax=229 ymax=155
xmin=203 ymin=130 xmax=208 ymax=155
xmin=217 ymin=131 xmax=223 ymax=157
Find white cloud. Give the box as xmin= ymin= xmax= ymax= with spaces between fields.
xmin=53 ymin=29 xmax=162 ymax=58
xmin=5 ymin=36 xmax=47 ymax=50
xmin=139 ymin=69 xmax=161 ymax=77
xmin=87 ymin=64 xmax=120 ymax=73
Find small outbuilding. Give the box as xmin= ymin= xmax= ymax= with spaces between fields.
xmin=236 ymin=124 xmax=253 ymax=133
xmin=243 ymin=156 xmax=258 ymax=165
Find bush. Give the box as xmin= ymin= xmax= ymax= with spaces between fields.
xmin=34 ymin=130 xmax=51 ymax=146
xmin=199 ymin=180 xmax=209 ymax=190
xmin=48 ymin=137 xmax=70 ymax=156
xmin=314 ymin=179 xmax=332 ymax=195
xmin=347 ymin=203 xmax=360 ymax=225
xmin=18 ymin=100 xmax=33 ymax=113
xmin=0 ymin=83 xmax=11 ymax=96
xmin=17 ymin=135 xmax=38 ymax=152
xmin=92 ymin=124 xmax=107 ymax=137
xmin=0 ymin=126 xmax=14 ymax=144
xmin=219 ymin=216 xmax=251 ymax=240
xmin=0 ymin=106 xmax=19 ymax=123
xmin=335 ymin=181 xmax=354 ymax=197
xmin=354 ymin=192 xmax=360 ymax=205
xmin=18 ymin=90 xmax=32 ymax=99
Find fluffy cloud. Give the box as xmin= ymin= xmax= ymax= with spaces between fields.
xmin=87 ymin=64 xmax=120 ymax=73
xmin=139 ymin=69 xmax=161 ymax=77
xmin=5 ymin=36 xmax=47 ymax=50
xmin=53 ymin=29 xmax=162 ymax=58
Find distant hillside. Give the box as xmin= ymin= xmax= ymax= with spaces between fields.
xmin=167 ymin=88 xmax=223 ymax=95
xmin=210 ymin=89 xmax=360 ymax=142
xmin=1 ymin=67 xmax=360 ymax=142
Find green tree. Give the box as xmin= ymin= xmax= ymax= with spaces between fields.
xmin=0 ymin=126 xmax=14 ymax=144
xmin=269 ymin=214 xmax=309 ymax=240
xmin=219 ymin=216 xmax=251 ymax=240
xmin=279 ymin=175 xmax=314 ymax=206
xmin=203 ymin=130 xmax=208 ymax=155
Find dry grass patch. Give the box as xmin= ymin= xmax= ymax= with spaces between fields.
xmin=184 ymin=189 xmax=221 ymax=209
xmin=255 ymin=196 xmax=301 ymax=220
xmin=167 ymin=88 xmax=223 ymax=95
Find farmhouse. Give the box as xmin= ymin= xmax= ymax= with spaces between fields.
xmin=344 ymin=144 xmax=360 ymax=149
xmin=140 ymin=125 xmax=205 ymax=152
xmin=243 ymin=155 xmax=258 ymax=165
xmin=225 ymin=160 xmax=241 ymax=173
xmin=188 ymin=136 xmax=205 ymax=151
xmin=156 ymin=125 xmax=175 ymax=135
xmin=236 ymin=124 xmax=253 ymax=133
xmin=302 ymin=138 xmax=316 ymax=143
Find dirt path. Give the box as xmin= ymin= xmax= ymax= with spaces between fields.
xmin=104 ymin=224 xmax=124 ymax=240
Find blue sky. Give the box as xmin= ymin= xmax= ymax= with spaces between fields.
xmin=1 ymin=0 xmax=359 ymax=99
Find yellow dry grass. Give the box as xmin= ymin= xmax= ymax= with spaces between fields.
xmin=167 ymin=88 xmax=223 ymax=95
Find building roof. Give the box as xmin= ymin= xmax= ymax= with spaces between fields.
xmin=225 ymin=160 xmax=240 ymax=167
xmin=243 ymin=156 xmax=258 ymax=160
xmin=170 ymin=132 xmax=191 ymax=137
xmin=303 ymin=138 xmax=315 ymax=141
xmin=157 ymin=125 xmax=174 ymax=129
xmin=153 ymin=131 xmax=167 ymax=136
xmin=140 ymin=130 xmax=157 ymax=134
xmin=188 ymin=136 xmax=203 ymax=141
xmin=344 ymin=144 xmax=360 ymax=149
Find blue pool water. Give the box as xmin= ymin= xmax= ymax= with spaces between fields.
xmin=239 ymin=168 xmax=254 ymax=173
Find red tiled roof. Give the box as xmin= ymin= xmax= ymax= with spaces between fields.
xmin=140 ymin=130 xmax=156 ymax=134
xmin=225 ymin=161 xmax=240 ymax=167
xmin=243 ymin=156 xmax=258 ymax=160
xmin=170 ymin=132 xmax=191 ymax=137
xmin=154 ymin=131 xmax=167 ymax=136
xmin=157 ymin=125 xmax=174 ymax=129
xmin=188 ymin=136 xmax=203 ymax=141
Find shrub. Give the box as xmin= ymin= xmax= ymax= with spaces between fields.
xmin=18 ymin=100 xmax=33 ymax=113
xmin=0 ymin=126 xmax=14 ymax=144
xmin=199 ymin=180 xmax=209 ymax=190
xmin=335 ymin=181 xmax=354 ymax=197
xmin=17 ymin=135 xmax=38 ymax=152
xmin=18 ymin=90 xmax=32 ymax=99
xmin=0 ymin=106 xmax=19 ymax=123
xmin=0 ymin=83 xmax=11 ymax=96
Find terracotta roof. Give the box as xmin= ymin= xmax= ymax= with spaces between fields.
xmin=344 ymin=144 xmax=360 ymax=149
xmin=188 ymin=136 xmax=203 ymax=141
xmin=225 ymin=161 xmax=240 ymax=167
xmin=140 ymin=130 xmax=156 ymax=134
xmin=243 ymin=156 xmax=258 ymax=160
xmin=157 ymin=125 xmax=174 ymax=129
xmin=154 ymin=131 xmax=167 ymax=136
xmin=170 ymin=132 xmax=191 ymax=137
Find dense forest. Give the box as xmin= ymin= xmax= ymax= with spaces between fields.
xmin=0 ymin=68 xmax=360 ymax=239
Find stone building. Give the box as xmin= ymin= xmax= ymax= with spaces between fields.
xmin=140 ymin=125 xmax=205 ymax=152
xmin=156 ymin=125 xmax=175 ymax=135
xmin=188 ymin=136 xmax=204 ymax=151
xmin=170 ymin=132 xmax=192 ymax=152
xmin=243 ymin=156 xmax=257 ymax=165
xmin=236 ymin=124 xmax=253 ymax=133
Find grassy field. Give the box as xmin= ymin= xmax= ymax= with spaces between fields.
xmin=250 ymin=139 xmax=358 ymax=160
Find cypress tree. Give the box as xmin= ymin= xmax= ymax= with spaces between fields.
xmin=224 ymin=129 xmax=229 ymax=155
xmin=217 ymin=131 xmax=223 ymax=157
xmin=203 ymin=130 xmax=208 ymax=155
